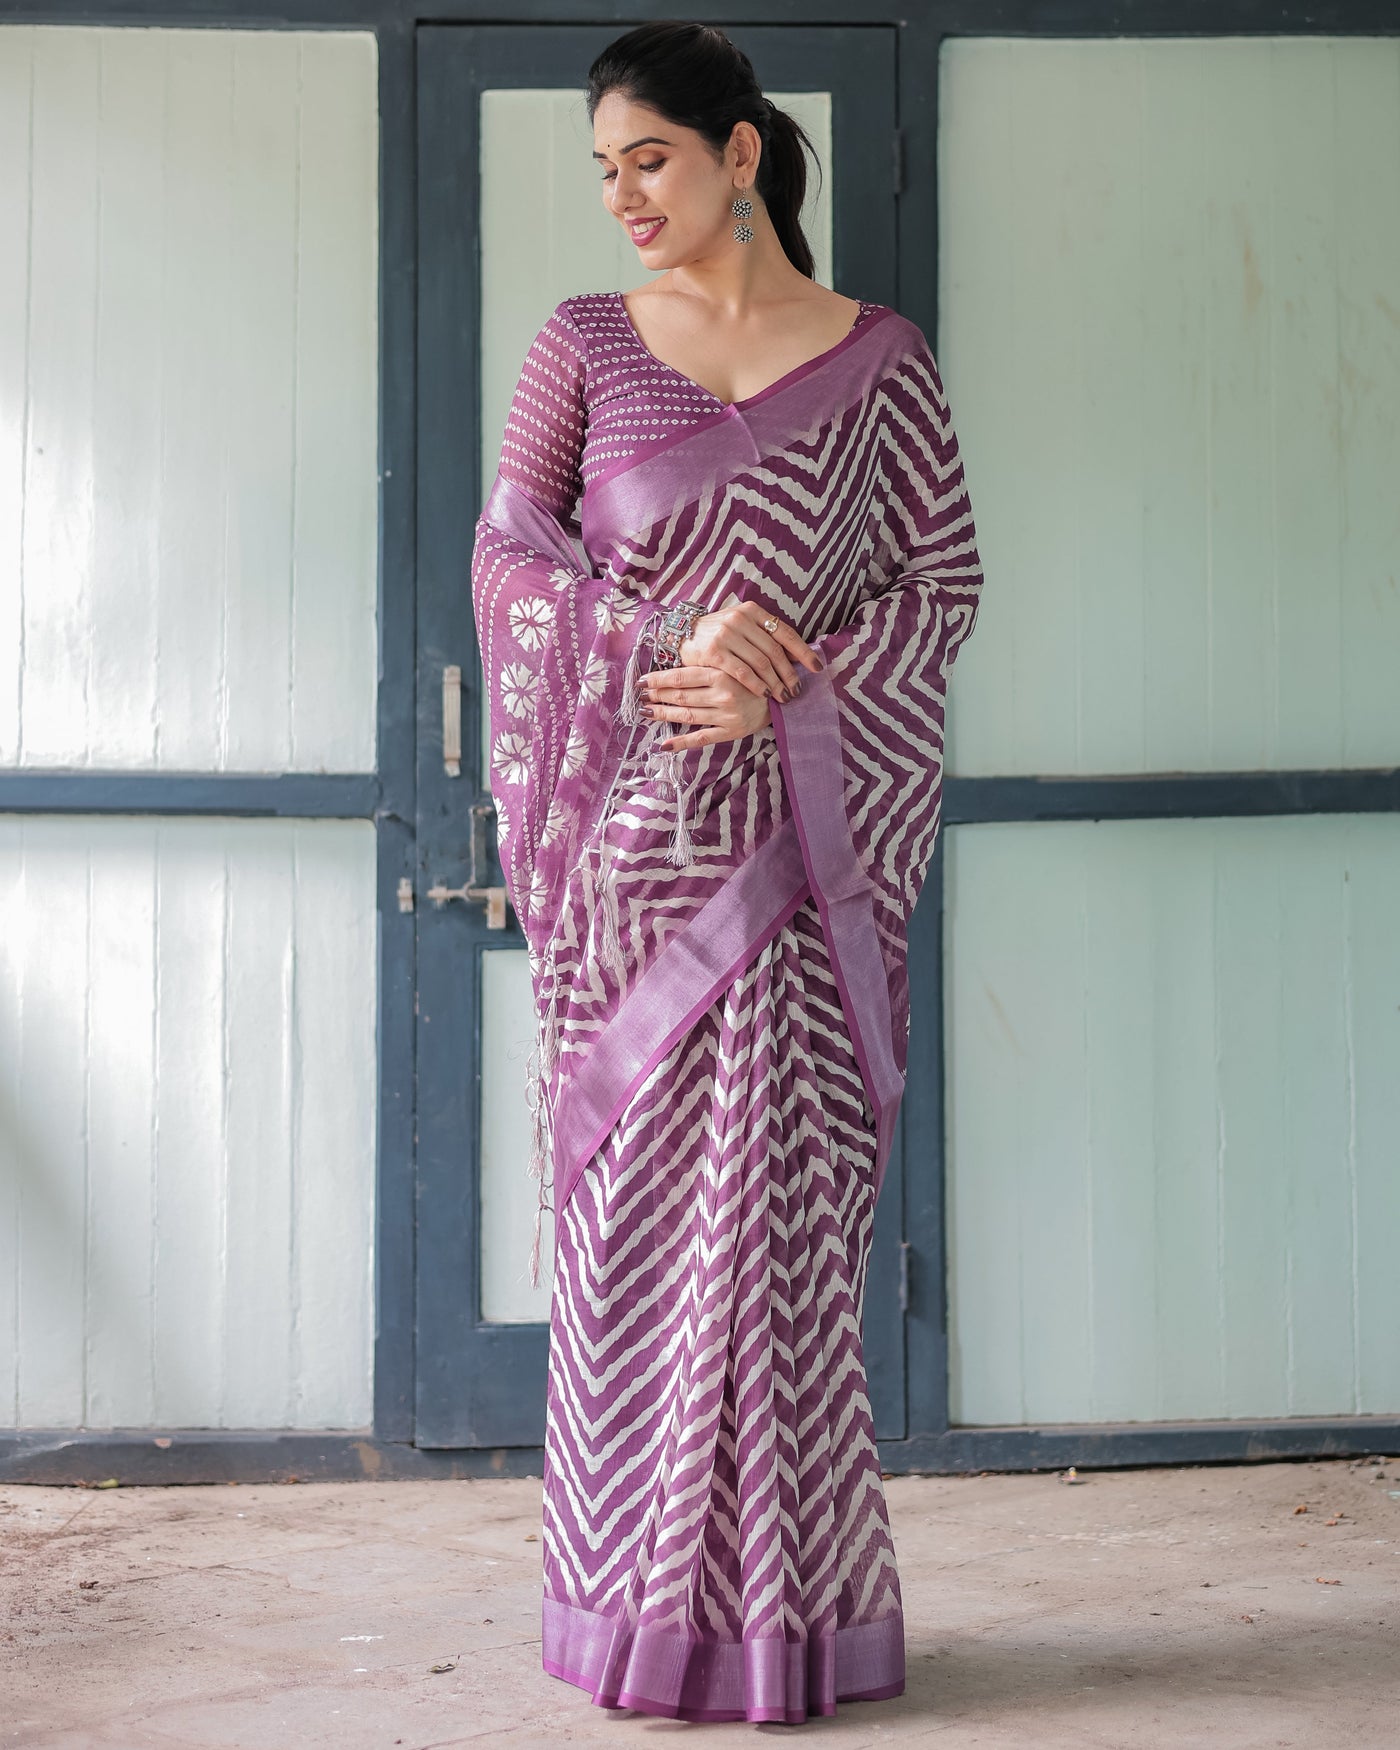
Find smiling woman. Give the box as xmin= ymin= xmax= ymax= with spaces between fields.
xmin=470 ymin=19 xmax=985 ymax=1730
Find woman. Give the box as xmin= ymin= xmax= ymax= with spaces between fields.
xmin=471 ymin=21 xmax=984 ymax=1726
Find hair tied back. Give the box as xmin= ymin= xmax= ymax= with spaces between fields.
xmin=587 ymin=22 xmax=819 ymax=280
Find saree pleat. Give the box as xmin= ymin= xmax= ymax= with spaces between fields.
xmin=542 ymin=894 xmax=902 ymax=1722
xmin=470 ymin=288 xmax=985 ymax=1724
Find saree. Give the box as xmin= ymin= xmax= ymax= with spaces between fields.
xmin=470 ymin=290 xmax=983 ymax=1723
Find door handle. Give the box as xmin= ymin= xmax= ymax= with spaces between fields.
xmin=426 ymin=800 xmax=509 ymax=929
xmin=442 ymin=664 xmax=462 ymax=776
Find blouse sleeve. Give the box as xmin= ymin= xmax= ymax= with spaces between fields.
xmin=767 ymin=334 xmax=984 ymax=1069
xmin=471 ymin=300 xmax=663 ymax=942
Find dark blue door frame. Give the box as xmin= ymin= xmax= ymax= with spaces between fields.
xmin=411 ymin=19 xmax=907 ymax=1450
xmin=0 ymin=0 xmax=1396 ymax=1487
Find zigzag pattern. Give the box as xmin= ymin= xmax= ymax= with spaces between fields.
xmin=472 ymin=290 xmax=984 ymax=1716
xmin=536 ymin=300 xmax=982 ymax=1094
xmin=542 ymin=896 xmax=901 ymax=1641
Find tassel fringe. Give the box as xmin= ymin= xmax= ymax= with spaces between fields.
xmin=524 ymin=605 xmax=699 ymax=1285
xmin=524 ymin=937 xmax=560 ymax=1289
xmin=598 ymin=836 xmax=626 ymax=978
xmin=619 ymin=628 xmax=649 ymax=729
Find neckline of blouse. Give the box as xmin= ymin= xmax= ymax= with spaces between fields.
xmin=613 ymin=290 xmax=880 ymax=413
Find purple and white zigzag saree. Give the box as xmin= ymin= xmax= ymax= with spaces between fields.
xmin=471 ymin=290 xmax=983 ymax=1724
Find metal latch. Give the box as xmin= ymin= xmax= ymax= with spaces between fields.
xmin=426 ymin=800 xmax=509 ymax=929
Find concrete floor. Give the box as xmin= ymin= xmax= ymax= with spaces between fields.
xmin=2 ymin=1456 xmax=1398 ymax=1748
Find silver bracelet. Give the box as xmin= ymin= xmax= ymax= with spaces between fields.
xmin=650 ymin=599 xmax=707 ymax=669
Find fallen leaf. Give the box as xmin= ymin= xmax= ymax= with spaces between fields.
xmin=429 ymin=1661 xmax=457 ymax=1674
xmin=1315 ymin=1577 xmax=1341 ymax=1585
xmin=1293 ymin=1503 xmax=1309 ymax=1515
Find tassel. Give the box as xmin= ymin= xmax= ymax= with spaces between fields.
xmin=598 ymin=836 xmax=627 ymax=978
xmin=528 ymin=1186 xmax=556 ymax=1291
xmin=525 ymin=943 xmax=561 ymax=1288
xmin=645 ymin=741 xmax=698 ymax=869
xmin=619 ymin=613 xmax=660 ymax=728
xmin=578 ymin=831 xmax=597 ymax=917
xmin=525 ymin=1043 xmax=549 ymax=1183
xmin=529 ymin=1198 xmax=544 ymax=1289
xmin=540 ymin=989 xmax=560 ymax=1079
xmin=666 ymin=765 xmax=697 ymax=867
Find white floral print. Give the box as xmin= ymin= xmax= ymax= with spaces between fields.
xmin=594 ymin=587 xmax=640 ymax=634
xmin=501 ymin=660 xmax=535 ymax=719
xmin=562 ymin=725 xmax=591 ymax=777
xmin=508 ymin=592 xmax=555 ymax=651
xmin=540 ymin=796 xmax=575 ymax=847
xmin=493 ymin=729 xmax=532 ymax=786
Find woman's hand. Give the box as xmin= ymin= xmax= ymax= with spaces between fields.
xmin=639 ymin=602 xmax=823 ymax=753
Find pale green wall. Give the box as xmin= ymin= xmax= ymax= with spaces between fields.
xmin=940 ymin=39 xmax=1400 ymax=1425
xmin=0 ymin=26 xmax=379 ymax=774
xmin=946 ymin=813 xmax=1400 ymax=1425
xmin=939 ymin=37 xmax=1400 ymax=780
xmin=0 ymin=27 xmax=380 ymax=1429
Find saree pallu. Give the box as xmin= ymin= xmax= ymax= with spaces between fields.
xmin=470 ymin=291 xmax=983 ymax=1724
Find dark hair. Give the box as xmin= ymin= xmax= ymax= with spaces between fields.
xmin=586 ymin=22 xmax=819 ymax=280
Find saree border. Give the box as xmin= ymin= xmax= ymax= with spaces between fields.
xmin=549 ymin=813 xmax=811 ymax=1215
xmin=542 ymin=1593 xmax=905 ymax=1722
xmin=586 ymin=299 xmax=901 ymax=494
xmin=580 ymin=306 xmax=910 ymax=546
xmin=482 ymin=470 xmax=591 ymax=573
xmin=768 ymin=668 xmax=905 ymax=1204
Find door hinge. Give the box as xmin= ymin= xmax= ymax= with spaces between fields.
xmin=892 ymin=126 xmax=905 ymax=198
xmin=898 ymin=1240 xmax=911 ymax=1312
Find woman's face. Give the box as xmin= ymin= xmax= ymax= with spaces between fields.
xmin=591 ymin=91 xmax=759 ymax=265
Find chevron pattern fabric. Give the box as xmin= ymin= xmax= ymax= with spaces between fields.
xmin=471 ymin=289 xmax=984 ymax=1721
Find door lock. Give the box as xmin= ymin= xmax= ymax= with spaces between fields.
xmin=426 ymin=800 xmax=510 ymax=929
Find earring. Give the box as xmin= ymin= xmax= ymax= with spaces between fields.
xmin=732 ymin=192 xmax=754 ymax=243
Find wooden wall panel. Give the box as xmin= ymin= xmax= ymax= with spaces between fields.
xmin=944 ymin=813 xmax=1400 ymax=1426
xmin=0 ymin=817 xmax=377 ymax=1430
xmin=939 ymin=38 xmax=1400 ymax=778
xmin=0 ymin=25 xmax=378 ymax=774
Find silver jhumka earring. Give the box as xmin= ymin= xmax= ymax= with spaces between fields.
xmin=732 ymin=193 xmax=754 ymax=243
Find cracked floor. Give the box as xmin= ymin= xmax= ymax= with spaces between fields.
xmin=2 ymin=1456 xmax=1399 ymax=1747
